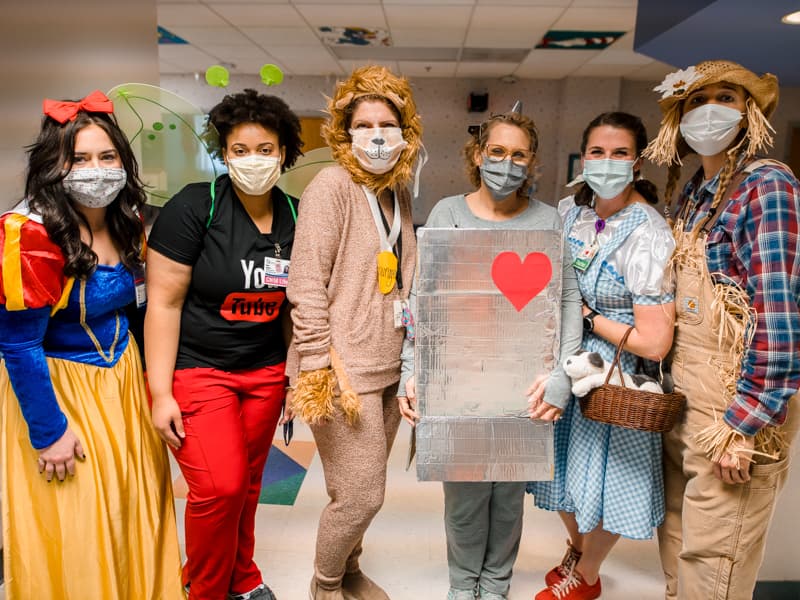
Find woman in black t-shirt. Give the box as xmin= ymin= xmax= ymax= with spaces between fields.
xmin=145 ymin=89 xmax=303 ymax=600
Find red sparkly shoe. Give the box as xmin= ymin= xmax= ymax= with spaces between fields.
xmin=544 ymin=540 xmax=582 ymax=586
xmin=534 ymin=570 xmax=601 ymax=600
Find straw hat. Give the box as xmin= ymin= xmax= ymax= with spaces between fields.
xmin=644 ymin=60 xmax=779 ymax=166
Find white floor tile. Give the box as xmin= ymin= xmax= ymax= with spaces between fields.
xmin=0 ymin=420 xmax=666 ymax=599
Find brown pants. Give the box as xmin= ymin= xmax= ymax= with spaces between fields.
xmin=310 ymin=384 xmax=402 ymax=587
xmin=660 ymin=355 xmax=799 ymax=600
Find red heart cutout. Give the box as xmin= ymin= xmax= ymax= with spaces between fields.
xmin=491 ymin=251 xmax=553 ymax=312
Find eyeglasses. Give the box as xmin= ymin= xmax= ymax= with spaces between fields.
xmin=484 ymin=144 xmax=534 ymax=166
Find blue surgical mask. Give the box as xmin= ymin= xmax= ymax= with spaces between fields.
xmin=479 ymin=159 xmax=528 ymax=201
xmin=582 ymin=158 xmax=635 ymax=200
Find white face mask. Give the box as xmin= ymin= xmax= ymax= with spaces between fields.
xmin=62 ymin=167 xmax=127 ymax=208
xmin=680 ymin=104 xmax=743 ymax=157
xmin=582 ymin=158 xmax=635 ymax=200
xmin=226 ymin=154 xmax=281 ymax=196
xmin=350 ymin=127 xmax=408 ymax=174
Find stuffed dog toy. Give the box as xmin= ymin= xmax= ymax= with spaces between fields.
xmin=563 ymin=349 xmax=663 ymax=398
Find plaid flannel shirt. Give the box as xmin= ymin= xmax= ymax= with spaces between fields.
xmin=678 ymin=161 xmax=800 ymax=436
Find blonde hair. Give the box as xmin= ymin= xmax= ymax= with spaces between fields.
xmin=462 ymin=112 xmax=539 ymax=197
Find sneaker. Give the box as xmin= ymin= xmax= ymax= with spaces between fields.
xmin=447 ymin=587 xmax=476 ymax=600
xmin=534 ymin=570 xmax=601 ymax=600
xmin=477 ymin=587 xmax=507 ymax=600
xmin=544 ymin=540 xmax=582 ymax=586
xmin=229 ymin=583 xmax=277 ymax=600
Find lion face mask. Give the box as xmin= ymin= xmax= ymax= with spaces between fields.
xmin=349 ymin=126 xmax=408 ymax=174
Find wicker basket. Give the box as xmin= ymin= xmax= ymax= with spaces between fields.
xmin=578 ymin=327 xmax=686 ymax=433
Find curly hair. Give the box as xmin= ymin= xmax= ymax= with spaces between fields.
xmin=205 ymin=89 xmax=303 ymax=170
xmin=574 ymin=112 xmax=659 ymax=207
xmin=24 ymin=110 xmax=146 ymax=279
xmin=462 ymin=112 xmax=539 ymax=197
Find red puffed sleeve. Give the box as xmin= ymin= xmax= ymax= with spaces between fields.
xmin=0 ymin=213 xmax=68 ymax=311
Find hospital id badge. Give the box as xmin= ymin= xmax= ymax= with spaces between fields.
xmin=572 ymin=240 xmax=599 ymax=272
xmin=394 ymin=300 xmax=415 ymax=339
xmin=263 ymin=257 xmax=290 ymax=288
xmin=377 ymin=251 xmax=397 ymax=295
xmin=133 ymin=265 xmax=147 ymax=308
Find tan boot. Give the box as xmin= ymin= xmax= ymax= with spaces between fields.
xmin=309 ymin=576 xmax=344 ymax=600
xmin=341 ymin=570 xmax=390 ymax=600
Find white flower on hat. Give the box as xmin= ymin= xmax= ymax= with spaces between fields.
xmin=654 ymin=66 xmax=703 ymax=99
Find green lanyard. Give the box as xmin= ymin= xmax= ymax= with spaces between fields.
xmin=207 ymin=177 xmax=297 ymax=228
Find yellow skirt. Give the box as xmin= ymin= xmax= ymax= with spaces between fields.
xmin=1 ymin=337 xmax=185 ymax=600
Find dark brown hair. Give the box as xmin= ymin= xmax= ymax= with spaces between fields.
xmin=574 ymin=112 xmax=658 ymax=207
xmin=25 ymin=110 xmax=146 ymax=278
xmin=206 ymin=89 xmax=304 ymax=170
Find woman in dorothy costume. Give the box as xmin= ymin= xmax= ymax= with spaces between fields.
xmin=529 ymin=112 xmax=676 ymax=600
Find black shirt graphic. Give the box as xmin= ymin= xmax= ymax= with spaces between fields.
xmin=148 ymin=175 xmax=297 ymax=371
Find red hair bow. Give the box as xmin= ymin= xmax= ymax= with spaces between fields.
xmin=42 ymin=90 xmax=114 ymax=124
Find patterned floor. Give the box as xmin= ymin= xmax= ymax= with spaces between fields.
xmin=171 ymin=440 xmax=317 ymax=506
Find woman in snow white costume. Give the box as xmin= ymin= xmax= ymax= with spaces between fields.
xmin=0 ymin=92 xmax=183 ymax=599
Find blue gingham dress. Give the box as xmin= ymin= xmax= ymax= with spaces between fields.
xmin=528 ymin=198 xmax=675 ymax=540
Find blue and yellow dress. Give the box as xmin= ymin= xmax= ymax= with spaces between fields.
xmin=0 ymin=207 xmax=184 ymax=599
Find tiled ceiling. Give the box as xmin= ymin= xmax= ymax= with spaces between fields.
xmin=157 ymin=0 xmax=676 ymax=80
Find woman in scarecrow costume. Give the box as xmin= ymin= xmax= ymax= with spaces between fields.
xmin=644 ymin=60 xmax=800 ymax=600
xmin=286 ymin=65 xmax=422 ymax=600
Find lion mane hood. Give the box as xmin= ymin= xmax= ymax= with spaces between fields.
xmin=322 ymin=65 xmax=423 ymax=194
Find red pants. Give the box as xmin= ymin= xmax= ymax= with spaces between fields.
xmin=171 ymin=363 xmax=285 ymax=600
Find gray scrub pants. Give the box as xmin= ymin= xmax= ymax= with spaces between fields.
xmin=443 ymin=481 xmax=526 ymax=596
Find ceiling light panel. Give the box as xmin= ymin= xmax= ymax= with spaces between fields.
xmin=158 ymin=3 xmax=228 ymax=26
xmin=167 ymin=26 xmax=253 ymax=45
xmin=293 ymin=4 xmax=387 ymax=27
xmin=461 ymin=48 xmax=530 ymax=62
xmin=390 ymin=28 xmax=469 ymax=48
xmin=476 ymin=0 xmax=570 ymax=5
xmin=571 ymin=61 xmax=643 ymax=77
xmin=515 ymin=48 xmax=599 ymax=78
xmin=385 ymin=5 xmax=472 ymax=29
xmin=455 ymin=61 xmax=519 ymax=77
xmin=552 ymin=7 xmax=636 ymax=30
xmin=241 ymin=26 xmax=322 ymax=45
xmin=293 ymin=0 xmax=381 ymax=4
xmin=587 ymin=48 xmax=652 ymax=66
xmin=570 ymin=0 xmax=637 ymax=7
xmin=466 ymin=6 xmax=564 ymax=48
xmin=384 ymin=0 xmax=474 ymax=4
xmin=207 ymin=3 xmax=306 ymax=27
xmin=397 ymin=61 xmax=459 ymax=76
xmin=330 ymin=46 xmax=460 ymax=61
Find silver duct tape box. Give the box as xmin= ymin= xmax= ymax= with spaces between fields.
xmin=416 ymin=417 xmax=554 ymax=481
xmin=415 ymin=228 xmax=561 ymax=482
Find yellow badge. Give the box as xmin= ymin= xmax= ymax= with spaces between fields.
xmin=377 ymin=250 xmax=398 ymax=294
